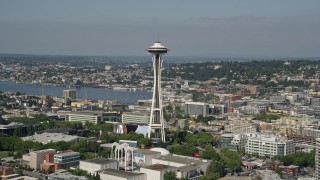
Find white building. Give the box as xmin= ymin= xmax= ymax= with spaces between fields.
xmin=82 ymin=147 xmax=209 ymax=180
xmin=105 ymin=65 xmax=112 ymax=71
xmin=148 ymin=154 xmax=210 ymax=180
xmin=80 ymin=158 xmax=118 ymax=174
xmin=66 ymin=111 xmax=105 ymax=125
xmin=122 ymin=112 xmax=150 ymax=124
xmin=133 ymin=149 xmax=161 ymax=166
xmin=100 ymin=169 xmax=146 ymax=180
xmin=246 ymin=134 xmax=295 ymax=157
xmin=140 ymin=164 xmax=176 ymax=180
xmin=221 ymin=134 xmax=248 ymax=152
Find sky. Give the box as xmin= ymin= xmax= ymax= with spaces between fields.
xmin=0 ymin=0 xmax=320 ymax=58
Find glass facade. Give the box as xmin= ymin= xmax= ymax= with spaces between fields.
xmin=54 ymin=152 xmax=80 ymax=168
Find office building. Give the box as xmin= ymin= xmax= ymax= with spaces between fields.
xmin=182 ymin=102 xmax=209 ymax=117
xmin=221 ymin=134 xmax=248 ymax=152
xmin=122 ymin=112 xmax=149 ymax=124
xmin=66 ymin=111 xmax=105 ymax=125
xmin=246 ymin=134 xmax=295 ymax=157
xmin=54 ymin=151 xmax=80 ymax=168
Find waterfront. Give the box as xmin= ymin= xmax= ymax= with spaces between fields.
xmin=0 ymin=81 xmax=151 ymax=104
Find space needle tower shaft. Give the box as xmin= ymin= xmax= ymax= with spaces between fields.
xmin=147 ymin=41 xmax=169 ymax=142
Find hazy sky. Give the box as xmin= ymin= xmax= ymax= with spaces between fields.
xmin=1 ymin=0 xmax=320 ymax=57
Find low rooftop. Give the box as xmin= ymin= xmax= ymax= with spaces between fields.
xmin=101 ymin=169 xmax=145 ymax=178
xmin=141 ymin=164 xmax=174 ymax=171
xmin=22 ymin=132 xmax=81 ymax=144
xmin=154 ymin=154 xmax=208 ymax=165
xmin=133 ymin=149 xmax=160 ymax=155
xmin=54 ymin=151 xmax=80 ymax=157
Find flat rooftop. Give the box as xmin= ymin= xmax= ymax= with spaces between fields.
xmin=101 ymin=169 xmax=144 ymax=178
xmin=142 ymin=164 xmax=174 ymax=171
xmin=21 ymin=132 xmax=80 ymax=144
xmin=54 ymin=151 xmax=80 ymax=157
xmin=133 ymin=149 xmax=160 ymax=155
xmin=67 ymin=111 xmax=105 ymax=116
xmin=81 ymin=158 xmax=117 ymax=164
xmin=154 ymin=155 xmax=205 ymax=165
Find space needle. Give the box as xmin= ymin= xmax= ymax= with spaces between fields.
xmin=147 ymin=41 xmax=169 ymax=143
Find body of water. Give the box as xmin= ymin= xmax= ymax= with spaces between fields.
xmin=0 ymin=81 xmax=151 ymax=104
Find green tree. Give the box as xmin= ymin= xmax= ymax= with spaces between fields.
xmin=169 ymin=144 xmax=198 ymax=156
xmin=186 ymin=132 xmax=215 ymax=148
xmin=164 ymin=171 xmax=177 ymax=180
xmin=205 ymin=160 xmax=225 ymax=177
xmin=137 ymin=138 xmax=150 ymax=148
xmin=220 ymin=148 xmax=242 ymax=172
xmin=200 ymin=146 xmax=220 ymax=161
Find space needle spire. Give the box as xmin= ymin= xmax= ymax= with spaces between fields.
xmin=147 ymin=41 xmax=169 ymax=143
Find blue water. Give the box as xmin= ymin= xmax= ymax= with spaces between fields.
xmin=0 ymin=81 xmax=151 ymax=104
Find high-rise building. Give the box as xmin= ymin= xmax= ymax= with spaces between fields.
xmin=147 ymin=41 xmax=169 ymax=142
xmin=316 ymin=138 xmax=320 ymax=179
xmin=63 ymin=89 xmax=77 ymax=100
